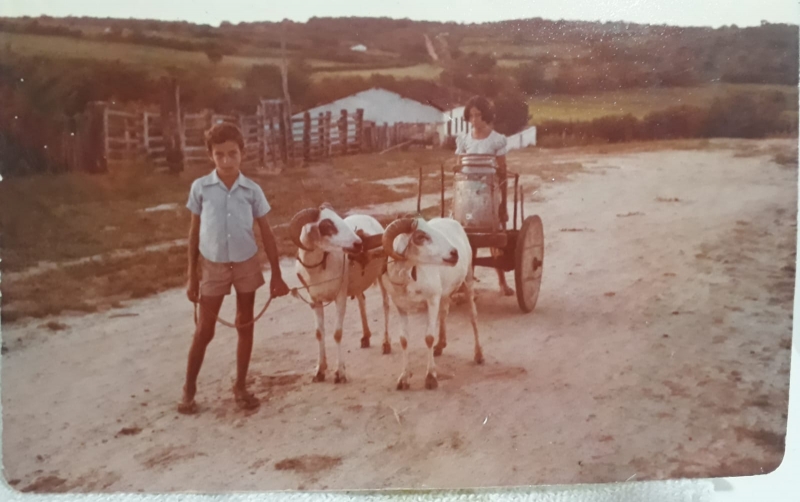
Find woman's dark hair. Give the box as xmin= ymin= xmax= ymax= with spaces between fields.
xmin=463 ymin=95 xmax=495 ymax=124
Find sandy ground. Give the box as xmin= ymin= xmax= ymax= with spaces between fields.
xmin=1 ymin=139 xmax=795 ymax=493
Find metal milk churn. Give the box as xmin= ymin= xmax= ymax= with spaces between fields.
xmin=452 ymin=154 xmax=500 ymax=233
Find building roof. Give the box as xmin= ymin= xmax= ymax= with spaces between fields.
xmin=294 ymin=88 xmax=450 ymax=125
xmin=388 ymin=84 xmax=471 ymax=112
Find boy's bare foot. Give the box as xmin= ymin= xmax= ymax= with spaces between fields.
xmin=233 ymin=387 xmax=260 ymax=411
xmin=178 ymin=385 xmax=198 ymax=414
xmin=177 ymin=399 xmax=198 ymax=415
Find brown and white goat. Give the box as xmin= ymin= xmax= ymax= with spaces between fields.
xmin=289 ymin=204 xmax=390 ymax=383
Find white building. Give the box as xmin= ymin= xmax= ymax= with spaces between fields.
xmin=505 ymin=126 xmax=537 ymax=150
xmin=350 ymin=44 xmax=368 ymax=52
xmin=294 ymin=88 xmax=445 ymax=126
xmin=293 ymin=87 xmax=536 ymax=149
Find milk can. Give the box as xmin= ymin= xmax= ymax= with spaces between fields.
xmin=452 ymin=154 xmax=500 ymax=232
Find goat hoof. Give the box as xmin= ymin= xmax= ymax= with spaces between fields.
xmin=425 ymin=374 xmax=438 ymax=390
xmin=360 ymin=337 xmax=370 ymax=349
xmin=501 ymin=286 xmax=515 ymax=297
xmin=396 ymin=379 xmax=410 ymax=391
xmin=334 ymin=371 xmax=347 ymax=384
xmin=312 ymin=372 xmax=325 ymax=383
xmin=382 ymin=342 xmax=392 ymax=355
xmin=434 ymin=345 xmax=446 ymax=357
xmin=474 ymin=352 xmax=485 ymax=365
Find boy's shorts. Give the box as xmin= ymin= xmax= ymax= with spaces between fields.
xmin=200 ymin=253 xmax=265 ymax=297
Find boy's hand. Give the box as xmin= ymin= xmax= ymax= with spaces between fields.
xmin=187 ymin=275 xmax=200 ymax=303
xmin=270 ymin=275 xmax=290 ymax=298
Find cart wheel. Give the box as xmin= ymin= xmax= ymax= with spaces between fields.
xmin=515 ymin=215 xmax=544 ymax=313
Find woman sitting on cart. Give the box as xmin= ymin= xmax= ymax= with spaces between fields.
xmin=455 ymin=95 xmax=515 ymax=296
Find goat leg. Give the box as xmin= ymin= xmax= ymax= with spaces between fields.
xmin=424 ymin=297 xmax=440 ymax=389
xmin=357 ymin=292 xmax=371 ymax=349
xmin=396 ymin=308 xmax=411 ymax=390
xmin=312 ymin=305 xmax=327 ymax=382
xmin=333 ymin=289 xmax=348 ymax=384
xmin=379 ymin=276 xmax=392 ymax=354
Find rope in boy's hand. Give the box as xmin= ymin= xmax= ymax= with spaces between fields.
xmin=192 ymin=296 xmax=274 ymax=329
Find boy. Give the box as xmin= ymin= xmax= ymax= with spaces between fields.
xmin=178 ymin=122 xmax=289 ymax=415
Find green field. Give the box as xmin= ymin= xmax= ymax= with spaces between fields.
xmin=0 ymin=32 xmax=352 ymax=74
xmin=527 ymin=84 xmax=799 ymax=122
xmin=0 ymin=31 xmax=434 ymax=85
xmin=311 ymin=63 xmax=443 ymax=81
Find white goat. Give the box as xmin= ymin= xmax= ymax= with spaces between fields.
xmin=381 ymin=216 xmax=482 ymax=390
xmin=289 ymin=203 xmax=391 ymax=384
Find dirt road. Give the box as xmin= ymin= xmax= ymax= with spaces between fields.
xmin=2 ymin=139 xmax=795 ymax=492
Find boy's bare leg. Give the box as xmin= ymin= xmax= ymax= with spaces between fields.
xmin=233 ymin=291 xmax=259 ymax=410
xmin=179 ymin=294 xmax=225 ymax=414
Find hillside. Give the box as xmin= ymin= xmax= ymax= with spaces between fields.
xmin=1 ymin=15 xmax=797 ymax=86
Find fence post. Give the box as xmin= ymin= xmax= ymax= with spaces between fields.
xmin=84 ymin=102 xmax=108 ymax=173
xmin=258 ymin=108 xmax=265 ymax=169
xmin=159 ymin=77 xmax=184 ymax=174
xmin=124 ymin=116 xmax=132 ymax=156
xmin=103 ymin=105 xmax=109 ymax=163
xmin=324 ymin=111 xmax=332 ymax=157
xmin=268 ymin=115 xmax=277 ymax=166
xmin=303 ymin=112 xmax=311 ymax=162
xmin=237 ymin=113 xmax=248 ymax=169
xmin=354 ymin=108 xmax=364 ymax=153
xmin=339 ymin=110 xmax=348 ymax=155
xmin=142 ymin=111 xmax=148 ymax=153
xmin=317 ymin=112 xmax=325 ymax=159
xmin=363 ymin=121 xmax=373 ymax=152
xmin=277 ymin=101 xmax=288 ymax=164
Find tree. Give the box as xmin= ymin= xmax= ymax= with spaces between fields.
xmin=493 ymin=94 xmax=530 ymax=135
xmin=205 ymin=47 xmax=224 ymax=64
xmin=515 ymin=62 xmax=548 ymax=96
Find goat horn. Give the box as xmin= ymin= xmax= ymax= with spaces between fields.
xmin=382 ymin=218 xmax=417 ymax=261
xmin=289 ymin=208 xmax=320 ymax=251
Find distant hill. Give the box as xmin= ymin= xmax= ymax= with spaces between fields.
xmin=1 ymin=15 xmax=797 ymax=86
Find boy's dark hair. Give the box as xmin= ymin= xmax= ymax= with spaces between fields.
xmin=204 ymin=122 xmax=244 ymax=153
xmin=463 ymin=96 xmax=496 ymax=124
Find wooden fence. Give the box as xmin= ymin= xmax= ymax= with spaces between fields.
xmin=23 ymin=99 xmax=445 ymax=175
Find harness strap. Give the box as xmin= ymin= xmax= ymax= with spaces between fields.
xmin=297 ymin=251 xmax=328 ymax=270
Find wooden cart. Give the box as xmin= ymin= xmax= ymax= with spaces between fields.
xmin=422 ymin=154 xmax=544 ymax=313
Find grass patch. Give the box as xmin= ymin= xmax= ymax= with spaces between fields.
xmin=528 ymin=84 xmax=797 ymax=122
xmin=774 ymin=151 xmax=798 ymax=168
xmin=43 ymin=321 xmax=69 ymax=331
xmin=1 ymin=245 xmax=188 ymax=322
xmin=0 ymin=167 xmax=194 ymax=272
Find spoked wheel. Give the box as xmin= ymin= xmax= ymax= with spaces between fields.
xmin=514 ymin=215 xmax=544 ymax=313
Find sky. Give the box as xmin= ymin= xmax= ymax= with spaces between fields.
xmin=0 ymin=0 xmax=798 ymax=28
